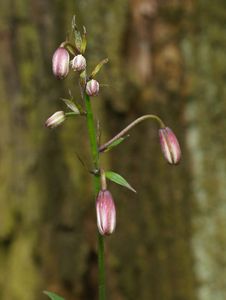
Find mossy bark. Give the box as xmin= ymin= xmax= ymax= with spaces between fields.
xmin=0 ymin=1 xmax=198 ymax=300
xmin=184 ymin=1 xmax=226 ymax=300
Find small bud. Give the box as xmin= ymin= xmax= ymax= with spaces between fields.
xmin=52 ymin=47 xmax=69 ymax=79
xmin=86 ymin=79 xmax=100 ymax=97
xmin=45 ymin=111 xmax=65 ymax=128
xmin=159 ymin=127 xmax=181 ymax=164
xmin=71 ymin=54 xmax=86 ymax=72
xmin=96 ymin=190 xmax=116 ymax=236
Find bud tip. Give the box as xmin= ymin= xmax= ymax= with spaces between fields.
xmin=45 ymin=111 xmax=66 ymax=129
xmin=96 ymin=190 xmax=116 ymax=236
xmin=159 ymin=127 xmax=181 ymax=165
xmin=71 ymin=54 xmax=86 ymax=72
xmin=86 ymin=79 xmax=100 ymax=97
xmin=52 ymin=47 xmax=70 ymax=79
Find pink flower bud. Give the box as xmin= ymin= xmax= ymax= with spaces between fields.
xmin=71 ymin=54 xmax=86 ymax=72
xmin=96 ymin=190 xmax=116 ymax=236
xmin=86 ymin=79 xmax=100 ymax=97
xmin=45 ymin=111 xmax=65 ymax=128
xmin=52 ymin=47 xmax=69 ymax=79
xmin=159 ymin=127 xmax=181 ymax=164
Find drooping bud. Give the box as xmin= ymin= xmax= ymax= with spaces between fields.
xmin=71 ymin=54 xmax=86 ymax=72
xmin=96 ymin=190 xmax=116 ymax=236
xmin=159 ymin=127 xmax=181 ymax=164
xmin=52 ymin=47 xmax=69 ymax=79
xmin=86 ymin=79 xmax=100 ymax=97
xmin=45 ymin=111 xmax=65 ymax=128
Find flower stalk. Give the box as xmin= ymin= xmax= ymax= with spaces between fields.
xmin=46 ymin=16 xmax=181 ymax=300
xmin=60 ymin=41 xmax=78 ymax=56
xmin=99 ymin=114 xmax=165 ymax=153
xmin=84 ymin=92 xmax=106 ymax=300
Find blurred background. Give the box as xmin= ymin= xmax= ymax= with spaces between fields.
xmin=1 ymin=0 xmax=226 ymax=299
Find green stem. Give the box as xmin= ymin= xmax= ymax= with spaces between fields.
xmin=60 ymin=41 xmax=78 ymax=55
xmin=65 ymin=112 xmax=78 ymax=117
xmin=98 ymin=233 xmax=105 ymax=300
xmin=65 ymin=112 xmax=86 ymax=117
xmin=99 ymin=114 xmax=165 ymax=153
xmin=84 ymin=93 xmax=106 ymax=300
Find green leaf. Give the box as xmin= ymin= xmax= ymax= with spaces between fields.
xmin=43 ymin=291 xmax=65 ymax=300
xmin=61 ymin=98 xmax=80 ymax=114
xmin=90 ymin=58 xmax=109 ymax=78
xmin=104 ymin=136 xmax=129 ymax=152
xmin=105 ymin=171 xmax=136 ymax=193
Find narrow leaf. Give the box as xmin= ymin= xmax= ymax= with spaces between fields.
xmin=71 ymin=15 xmax=77 ymax=31
xmin=72 ymin=16 xmax=82 ymax=51
xmin=105 ymin=171 xmax=136 ymax=193
xmin=80 ymin=26 xmax=87 ymax=54
xmin=61 ymin=98 xmax=80 ymax=114
xmin=90 ymin=58 xmax=109 ymax=79
xmin=104 ymin=135 xmax=129 ymax=152
xmin=75 ymin=31 xmax=82 ymax=51
xmin=75 ymin=151 xmax=89 ymax=172
xmin=43 ymin=291 xmax=64 ymax=300
xmin=79 ymin=70 xmax=87 ymax=88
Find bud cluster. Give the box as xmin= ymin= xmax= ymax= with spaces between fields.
xmin=52 ymin=45 xmax=100 ymax=97
xmin=49 ymin=22 xmax=182 ymax=242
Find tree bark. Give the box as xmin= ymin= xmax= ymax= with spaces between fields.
xmin=184 ymin=1 xmax=226 ymax=300
xmin=0 ymin=1 xmax=198 ymax=300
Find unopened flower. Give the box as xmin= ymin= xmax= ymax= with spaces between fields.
xmin=52 ymin=47 xmax=69 ymax=79
xmin=45 ymin=111 xmax=65 ymax=128
xmin=86 ymin=79 xmax=100 ymax=96
xmin=159 ymin=127 xmax=181 ymax=164
xmin=96 ymin=190 xmax=116 ymax=236
xmin=71 ymin=54 xmax=86 ymax=72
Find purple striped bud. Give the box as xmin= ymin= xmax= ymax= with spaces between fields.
xmin=52 ymin=47 xmax=69 ymax=79
xmin=159 ymin=127 xmax=181 ymax=164
xmin=96 ymin=190 xmax=116 ymax=236
xmin=71 ymin=54 xmax=86 ymax=72
xmin=86 ymin=79 xmax=100 ymax=97
xmin=45 ymin=111 xmax=65 ymax=128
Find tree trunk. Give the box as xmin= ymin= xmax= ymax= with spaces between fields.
xmin=0 ymin=1 xmax=198 ymax=300
xmin=184 ymin=1 xmax=226 ymax=300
